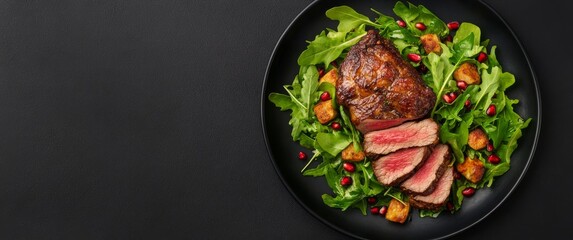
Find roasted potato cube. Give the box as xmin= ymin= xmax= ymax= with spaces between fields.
xmin=456 ymin=156 xmax=485 ymax=183
xmin=453 ymin=62 xmax=481 ymax=85
xmin=313 ymin=101 xmax=337 ymax=124
xmin=341 ymin=144 xmax=365 ymax=162
xmin=420 ymin=34 xmax=442 ymax=54
xmin=386 ymin=199 xmax=410 ymax=224
xmin=319 ymin=68 xmax=338 ymax=87
xmin=468 ymin=128 xmax=488 ymax=150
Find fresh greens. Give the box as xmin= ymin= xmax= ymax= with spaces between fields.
xmin=269 ymin=1 xmax=531 ymax=220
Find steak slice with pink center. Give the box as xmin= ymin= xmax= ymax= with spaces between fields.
xmin=409 ymin=166 xmax=454 ymax=210
xmin=401 ymin=144 xmax=451 ymax=195
xmin=371 ymin=146 xmax=431 ymax=186
xmin=363 ymin=118 xmax=439 ymax=156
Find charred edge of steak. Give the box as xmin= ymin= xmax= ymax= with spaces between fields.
xmin=400 ymin=144 xmax=452 ymax=196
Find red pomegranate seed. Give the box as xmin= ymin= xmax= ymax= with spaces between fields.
xmin=343 ymin=162 xmax=356 ymax=173
xmin=370 ymin=207 xmax=380 ymax=215
xmin=396 ymin=19 xmax=407 ymax=28
xmin=486 ymin=104 xmax=496 ymax=116
xmin=447 ymin=21 xmax=460 ymax=30
xmin=462 ymin=187 xmax=476 ymax=197
xmin=320 ymin=91 xmax=331 ymax=101
xmin=318 ymin=68 xmax=325 ymax=78
xmin=331 ymin=122 xmax=342 ymax=130
xmin=379 ymin=206 xmax=388 ymax=216
xmin=453 ymin=170 xmax=462 ymax=180
xmin=486 ymin=142 xmax=494 ymax=152
xmin=415 ymin=22 xmax=426 ymax=31
xmin=298 ymin=151 xmax=307 ymax=160
xmin=340 ymin=176 xmax=352 ymax=186
xmin=456 ymin=81 xmax=468 ymax=91
xmin=444 ymin=35 xmax=453 ymax=42
xmin=407 ymin=53 xmax=421 ymax=63
xmin=367 ymin=197 xmax=377 ymax=205
xmin=446 ymin=201 xmax=455 ymax=211
xmin=464 ymin=99 xmax=472 ymax=110
xmin=477 ymin=52 xmax=488 ymax=63
xmin=488 ymin=154 xmax=501 ymax=164
xmin=330 ymin=60 xmax=338 ymax=68
xmin=443 ymin=92 xmax=457 ymax=104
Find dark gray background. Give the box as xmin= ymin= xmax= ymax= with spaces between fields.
xmin=0 ymin=0 xmax=568 ymax=239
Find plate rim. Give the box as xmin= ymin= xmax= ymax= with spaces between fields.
xmin=260 ymin=0 xmax=542 ymax=238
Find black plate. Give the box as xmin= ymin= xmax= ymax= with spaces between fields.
xmin=261 ymin=0 xmax=541 ymax=239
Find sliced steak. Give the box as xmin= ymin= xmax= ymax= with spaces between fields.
xmin=401 ymin=144 xmax=451 ymax=195
xmin=371 ymin=146 xmax=431 ymax=186
xmin=409 ymin=166 xmax=454 ymax=210
xmin=336 ymin=30 xmax=436 ymax=134
xmin=363 ymin=118 xmax=439 ymax=156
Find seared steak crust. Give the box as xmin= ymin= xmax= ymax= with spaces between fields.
xmin=336 ymin=30 xmax=435 ymax=133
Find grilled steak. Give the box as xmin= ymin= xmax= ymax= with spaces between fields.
xmin=409 ymin=166 xmax=454 ymax=210
xmin=371 ymin=147 xmax=431 ymax=186
xmin=363 ymin=118 xmax=439 ymax=156
xmin=336 ymin=30 xmax=436 ymax=133
xmin=401 ymin=144 xmax=451 ymax=195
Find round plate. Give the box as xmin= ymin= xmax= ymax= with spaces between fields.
xmin=261 ymin=0 xmax=541 ymax=239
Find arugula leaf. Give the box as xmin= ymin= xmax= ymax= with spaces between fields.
xmin=393 ymin=2 xmax=448 ymax=37
xmin=298 ymin=28 xmax=367 ymax=68
xmin=300 ymin=66 xmax=319 ymax=118
xmin=326 ymin=6 xmax=380 ymax=32
xmin=316 ymin=131 xmax=352 ymax=157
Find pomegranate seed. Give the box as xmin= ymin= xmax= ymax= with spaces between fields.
xmin=343 ymin=162 xmax=356 ymax=173
xmin=379 ymin=206 xmax=388 ymax=216
xmin=488 ymin=154 xmax=501 ymax=164
xmin=415 ymin=22 xmax=426 ymax=31
xmin=320 ymin=91 xmax=331 ymax=101
xmin=456 ymin=81 xmax=468 ymax=91
xmin=444 ymin=35 xmax=453 ymax=42
xmin=447 ymin=21 xmax=460 ymax=30
xmin=462 ymin=187 xmax=476 ymax=197
xmin=318 ymin=68 xmax=325 ymax=78
xmin=298 ymin=151 xmax=307 ymax=160
xmin=367 ymin=197 xmax=377 ymax=205
xmin=477 ymin=52 xmax=488 ymax=63
xmin=443 ymin=92 xmax=457 ymax=104
xmin=396 ymin=19 xmax=407 ymax=28
xmin=370 ymin=207 xmax=380 ymax=215
xmin=486 ymin=104 xmax=496 ymax=116
xmin=340 ymin=176 xmax=352 ymax=186
xmin=330 ymin=60 xmax=338 ymax=68
xmin=331 ymin=122 xmax=342 ymax=130
xmin=407 ymin=53 xmax=421 ymax=63
xmin=453 ymin=170 xmax=462 ymax=180
xmin=487 ymin=142 xmax=495 ymax=152
xmin=464 ymin=99 xmax=472 ymax=110
xmin=446 ymin=201 xmax=454 ymax=211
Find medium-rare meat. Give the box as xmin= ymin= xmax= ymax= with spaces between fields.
xmin=409 ymin=166 xmax=454 ymax=210
xmin=336 ymin=30 xmax=436 ymax=133
xmin=401 ymin=144 xmax=451 ymax=195
xmin=363 ymin=118 xmax=439 ymax=156
xmin=371 ymin=146 xmax=431 ymax=186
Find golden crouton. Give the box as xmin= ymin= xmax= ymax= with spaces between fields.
xmin=385 ymin=199 xmax=410 ymax=224
xmin=453 ymin=62 xmax=481 ymax=85
xmin=468 ymin=128 xmax=488 ymax=150
xmin=420 ymin=34 xmax=442 ymax=54
xmin=341 ymin=144 xmax=365 ymax=162
xmin=313 ymin=101 xmax=337 ymax=124
xmin=319 ymin=68 xmax=338 ymax=87
xmin=456 ymin=156 xmax=485 ymax=183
